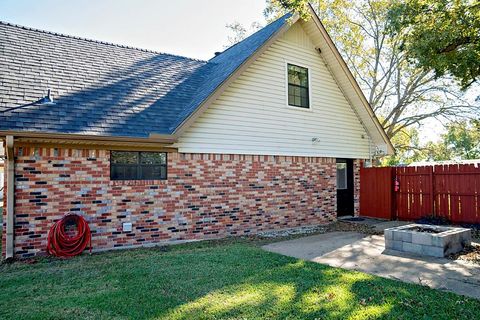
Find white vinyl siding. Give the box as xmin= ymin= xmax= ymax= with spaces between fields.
xmin=175 ymin=22 xmax=371 ymax=158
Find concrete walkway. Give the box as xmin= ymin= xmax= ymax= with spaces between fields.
xmin=263 ymin=231 xmax=480 ymax=299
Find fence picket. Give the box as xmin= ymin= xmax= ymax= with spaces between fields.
xmin=360 ymin=163 xmax=480 ymax=224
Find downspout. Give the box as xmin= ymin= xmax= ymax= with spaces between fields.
xmin=5 ymin=136 xmax=14 ymax=260
xmin=368 ymin=135 xmax=373 ymax=167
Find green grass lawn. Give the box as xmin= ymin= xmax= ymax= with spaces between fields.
xmin=1 ymin=239 xmax=479 ymax=320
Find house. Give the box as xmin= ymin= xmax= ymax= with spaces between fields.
xmin=0 ymin=6 xmax=393 ymax=259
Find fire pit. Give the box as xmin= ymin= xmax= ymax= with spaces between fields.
xmin=384 ymin=224 xmax=471 ymax=258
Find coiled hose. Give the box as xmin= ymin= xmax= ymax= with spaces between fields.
xmin=47 ymin=214 xmax=92 ymax=257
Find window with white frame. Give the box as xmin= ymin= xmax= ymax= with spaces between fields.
xmin=287 ymin=63 xmax=310 ymax=108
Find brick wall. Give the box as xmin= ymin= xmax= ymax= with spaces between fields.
xmin=2 ymin=147 xmax=341 ymax=258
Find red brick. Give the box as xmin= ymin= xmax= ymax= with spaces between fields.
xmin=1 ymin=147 xmax=356 ymax=259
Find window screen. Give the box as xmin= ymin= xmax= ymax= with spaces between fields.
xmin=110 ymin=151 xmax=167 ymax=180
xmin=336 ymin=162 xmax=347 ymax=190
xmin=287 ymin=63 xmax=310 ymax=108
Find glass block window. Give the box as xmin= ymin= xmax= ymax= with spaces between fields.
xmin=287 ymin=63 xmax=310 ymax=108
xmin=110 ymin=151 xmax=167 ymax=180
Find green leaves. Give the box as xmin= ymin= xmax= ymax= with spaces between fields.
xmin=383 ymin=119 xmax=480 ymax=164
xmin=264 ymin=0 xmax=311 ymax=21
xmin=265 ymin=0 xmax=478 ymax=162
xmin=440 ymin=119 xmax=480 ymax=160
xmin=388 ymin=0 xmax=480 ymax=89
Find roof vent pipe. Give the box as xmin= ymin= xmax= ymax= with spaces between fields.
xmin=38 ymin=89 xmax=55 ymax=105
xmin=0 ymin=89 xmax=55 ymax=114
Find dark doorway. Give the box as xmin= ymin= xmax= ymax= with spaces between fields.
xmin=336 ymin=158 xmax=354 ymax=216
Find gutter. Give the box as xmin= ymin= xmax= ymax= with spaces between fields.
xmin=5 ymin=136 xmax=14 ymax=260
xmin=0 ymin=131 xmax=176 ymax=144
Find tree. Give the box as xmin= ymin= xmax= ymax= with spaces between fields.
xmin=264 ymin=0 xmax=311 ymax=21
xmin=264 ymin=0 xmax=479 ymax=142
xmin=225 ymin=21 xmax=262 ymax=47
xmin=381 ymin=120 xmax=480 ymax=164
xmin=429 ymin=120 xmax=480 ymax=160
xmin=388 ymin=0 xmax=480 ymax=89
xmin=380 ymin=126 xmax=426 ymax=165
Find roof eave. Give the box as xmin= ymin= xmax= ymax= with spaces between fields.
xmin=0 ymin=130 xmax=177 ymax=146
xmin=306 ymin=4 xmax=395 ymax=155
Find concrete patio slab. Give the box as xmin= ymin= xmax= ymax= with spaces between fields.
xmin=262 ymin=231 xmax=480 ymax=299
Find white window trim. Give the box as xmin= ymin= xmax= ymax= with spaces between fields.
xmin=285 ymin=60 xmax=312 ymax=112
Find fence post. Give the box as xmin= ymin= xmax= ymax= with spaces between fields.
xmin=430 ymin=166 xmax=435 ymax=217
xmin=392 ymin=166 xmax=396 ymax=220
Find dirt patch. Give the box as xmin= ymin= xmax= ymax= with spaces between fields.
xmin=472 ymin=229 xmax=480 ymax=242
xmin=326 ymin=221 xmax=382 ymax=235
xmin=251 ymin=221 xmax=382 ymax=245
xmin=256 ymin=225 xmax=329 ymax=239
xmin=448 ymin=243 xmax=480 ymax=265
xmin=404 ymin=226 xmax=443 ymax=234
xmin=417 ymin=216 xmax=480 ymax=242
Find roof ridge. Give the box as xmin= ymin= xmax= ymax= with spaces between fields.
xmin=0 ymin=20 xmax=207 ymax=62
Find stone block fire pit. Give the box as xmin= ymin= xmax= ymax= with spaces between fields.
xmin=384 ymin=224 xmax=471 ymax=258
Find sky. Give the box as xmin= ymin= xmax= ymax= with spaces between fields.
xmin=0 ymin=0 xmax=267 ymax=60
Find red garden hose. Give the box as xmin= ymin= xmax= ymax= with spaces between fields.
xmin=47 ymin=214 xmax=92 ymax=258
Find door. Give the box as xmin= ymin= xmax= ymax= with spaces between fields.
xmin=359 ymin=166 xmax=394 ymax=219
xmin=336 ymin=159 xmax=354 ymax=216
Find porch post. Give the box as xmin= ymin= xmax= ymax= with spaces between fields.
xmin=5 ymin=136 xmax=14 ymax=259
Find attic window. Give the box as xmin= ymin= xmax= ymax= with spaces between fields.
xmin=110 ymin=151 xmax=167 ymax=180
xmin=287 ymin=63 xmax=310 ymax=108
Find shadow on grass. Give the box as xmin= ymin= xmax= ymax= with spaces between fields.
xmin=0 ymin=242 xmax=479 ymax=320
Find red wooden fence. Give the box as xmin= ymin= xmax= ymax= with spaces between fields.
xmin=395 ymin=166 xmax=434 ymax=221
xmin=433 ymin=164 xmax=480 ymax=224
xmin=360 ymin=164 xmax=480 ymax=224
xmin=359 ymin=166 xmax=394 ymax=220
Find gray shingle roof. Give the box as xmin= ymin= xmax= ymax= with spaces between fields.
xmin=0 ymin=14 xmax=290 ymax=138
